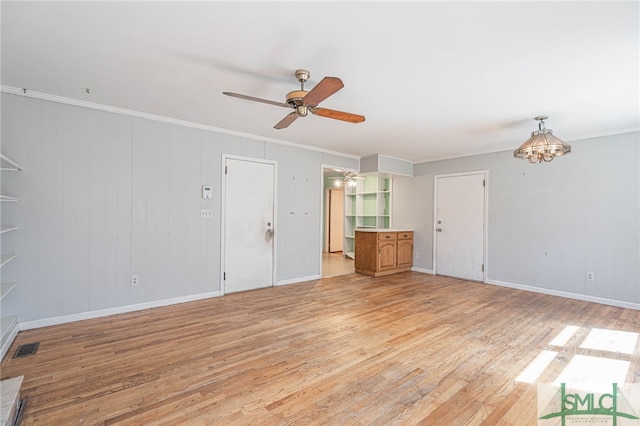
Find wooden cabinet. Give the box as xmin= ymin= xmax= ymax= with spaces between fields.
xmin=396 ymin=232 xmax=414 ymax=268
xmin=355 ymin=230 xmax=413 ymax=277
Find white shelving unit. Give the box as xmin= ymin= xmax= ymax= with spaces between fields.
xmin=1 ymin=153 xmax=22 ymax=361
xmin=344 ymin=174 xmax=392 ymax=259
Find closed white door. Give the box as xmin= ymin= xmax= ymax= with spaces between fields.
xmin=328 ymin=189 xmax=344 ymax=252
xmin=224 ymin=157 xmax=275 ymax=294
xmin=435 ymin=173 xmax=486 ymax=281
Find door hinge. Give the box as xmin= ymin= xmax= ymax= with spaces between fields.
xmin=481 ymin=264 xmax=485 ymax=272
xmin=225 ymin=166 xmax=228 ymax=174
xmin=223 ymin=272 xmax=226 ymax=280
xmin=482 ymin=179 xmax=486 ymax=187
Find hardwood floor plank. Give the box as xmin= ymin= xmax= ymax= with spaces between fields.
xmin=1 ymin=272 xmax=639 ymax=425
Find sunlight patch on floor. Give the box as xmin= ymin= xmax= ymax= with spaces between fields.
xmin=553 ymin=355 xmax=630 ymax=393
xmin=548 ymin=325 xmax=579 ymax=347
xmin=515 ymin=350 xmax=558 ymax=383
xmin=580 ymin=328 xmax=639 ymax=355
xmin=515 ymin=325 xmax=639 ymax=389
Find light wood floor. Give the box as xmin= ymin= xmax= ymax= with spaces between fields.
xmin=2 ymin=272 xmax=639 ymax=425
xmin=322 ymin=252 xmax=354 ymax=277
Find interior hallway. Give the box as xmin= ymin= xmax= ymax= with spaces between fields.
xmin=322 ymin=252 xmax=354 ymax=277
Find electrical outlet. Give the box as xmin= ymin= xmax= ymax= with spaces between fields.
xmin=200 ymin=209 xmax=213 ymax=219
xmin=131 ymin=275 xmax=139 ymax=286
xmin=586 ymin=272 xmax=594 ymax=282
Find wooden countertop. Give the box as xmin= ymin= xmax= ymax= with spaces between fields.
xmin=355 ymin=228 xmax=413 ymax=233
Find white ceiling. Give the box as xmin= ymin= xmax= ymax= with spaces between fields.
xmin=2 ymin=1 xmax=638 ymax=162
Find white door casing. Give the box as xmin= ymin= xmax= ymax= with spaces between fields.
xmin=328 ymin=188 xmax=344 ymax=252
xmin=222 ymin=156 xmax=276 ymax=294
xmin=434 ymin=171 xmax=487 ymax=282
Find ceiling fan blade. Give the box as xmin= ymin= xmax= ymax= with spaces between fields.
xmin=303 ymin=77 xmax=344 ymax=106
xmin=223 ymin=92 xmax=289 ymax=108
xmin=311 ymin=107 xmax=365 ymax=123
xmin=274 ymin=112 xmax=298 ymax=129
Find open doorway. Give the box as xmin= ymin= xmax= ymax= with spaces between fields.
xmin=322 ymin=167 xmax=355 ymax=277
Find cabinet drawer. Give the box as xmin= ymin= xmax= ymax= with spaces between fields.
xmin=397 ymin=231 xmax=413 ymax=240
xmin=378 ymin=232 xmax=397 ymax=241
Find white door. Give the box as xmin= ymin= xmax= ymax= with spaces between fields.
xmin=328 ymin=189 xmax=344 ymax=252
xmin=434 ymin=172 xmax=486 ymax=282
xmin=224 ymin=157 xmax=275 ymax=293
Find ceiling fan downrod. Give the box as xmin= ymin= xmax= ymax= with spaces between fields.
xmin=295 ymin=69 xmax=310 ymax=90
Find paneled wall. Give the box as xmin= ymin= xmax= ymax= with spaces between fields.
xmin=393 ymin=132 xmax=640 ymax=306
xmin=1 ymin=93 xmax=358 ymax=324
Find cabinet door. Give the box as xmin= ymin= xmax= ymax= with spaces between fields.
xmin=378 ymin=241 xmax=397 ymax=271
xmin=397 ymin=239 xmax=413 ymax=268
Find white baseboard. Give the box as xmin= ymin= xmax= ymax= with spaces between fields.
xmin=485 ymin=279 xmax=640 ymax=311
xmin=19 ymin=291 xmax=223 ymax=331
xmin=276 ymin=275 xmax=321 ymax=286
xmin=411 ymin=267 xmax=435 ymax=274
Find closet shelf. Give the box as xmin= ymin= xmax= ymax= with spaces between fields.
xmin=0 ymin=315 xmax=17 ymax=340
xmin=0 ymin=254 xmax=19 ymax=268
xmin=0 ymin=154 xmax=22 ymax=171
xmin=0 ymin=282 xmax=17 ymax=301
xmin=0 ymin=195 xmax=18 ymax=203
xmin=0 ymin=226 xmax=19 ymax=235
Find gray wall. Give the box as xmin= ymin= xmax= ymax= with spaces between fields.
xmin=3 ymin=91 xmax=638 ymax=327
xmin=0 ymin=93 xmax=358 ymax=323
xmin=392 ymin=131 xmax=640 ymax=305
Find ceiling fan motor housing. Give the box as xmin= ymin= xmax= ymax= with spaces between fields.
xmin=286 ymin=90 xmax=309 ymax=115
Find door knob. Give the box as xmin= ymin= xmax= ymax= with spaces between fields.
xmin=436 ymin=228 xmax=442 ymax=232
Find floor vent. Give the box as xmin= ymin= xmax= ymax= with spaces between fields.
xmin=13 ymin=342 xmax=39 ymax=358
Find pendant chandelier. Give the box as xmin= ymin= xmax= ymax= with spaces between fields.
xmin=514 ymin=116 xmax=571 ymax=163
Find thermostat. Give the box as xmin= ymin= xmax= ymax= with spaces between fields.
xmin=202 ymin=185 xmax=212 ymax=199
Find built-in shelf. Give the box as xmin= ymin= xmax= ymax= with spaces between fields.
xmin=0 ymin=254 xmax=18 ymax=268
xmin=1 ymin=152 xmax=21 ymax=362
xmin=344 ymin=175 xmax=392 ymax=258
xmin=0 ymin=154 xmax=22 ymax=171
xmin=0 ymin=283 xmax=17 ymax=301
xmin=0 ymin=226 xmax=19 ymax=235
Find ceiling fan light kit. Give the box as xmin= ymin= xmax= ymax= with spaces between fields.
xmin=513 ymin=115 xmax=571 ymax=164
xmin=223 ymin=69 xmax=365 ymax=129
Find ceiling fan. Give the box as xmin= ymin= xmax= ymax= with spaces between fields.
xmin=223 ymin=69 xmax=365 ymax=129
